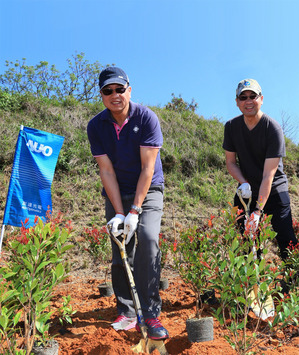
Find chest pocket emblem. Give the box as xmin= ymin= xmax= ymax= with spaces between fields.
xmin=133 ymin=125 xmax=139 ymax=133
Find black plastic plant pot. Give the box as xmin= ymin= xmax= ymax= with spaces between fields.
xmin=186 ymin=317 xmax=214 ymax=343
xmin=159 ymin=277 xmax=169 ymax=290
xmin=32 ymin=340 xmax=59 ymax=355
xmin=98 ymin=282 xmax=114 ymax=297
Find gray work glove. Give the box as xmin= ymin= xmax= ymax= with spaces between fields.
xmin=107 ymin=214 xmax=125 ymax=237
xmin=124 ymin=212 xmax=139 ymax=244
xmin=237 ymin=182 xmax=252 ymax=199
xmin=245 ymin=211 xmax=260 ymax=233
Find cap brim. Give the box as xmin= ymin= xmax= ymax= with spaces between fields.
xmin=238 ymin=87 xmax=261 ymax=96
xmin=100 ymin=78 xmax=128 ymax=90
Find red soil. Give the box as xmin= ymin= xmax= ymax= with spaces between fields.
xmin=50 ymin=273 xmax=299 ymax=355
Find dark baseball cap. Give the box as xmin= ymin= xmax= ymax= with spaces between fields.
xmin=99 ymin=67 xmax=129 ymax=90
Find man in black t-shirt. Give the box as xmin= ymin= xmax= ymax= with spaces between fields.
xmin=223 ymin=78 xmax=297 ymax=260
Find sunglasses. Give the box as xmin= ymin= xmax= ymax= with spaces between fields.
xmin=101 ymin=86 xmax=128 ymax=96
xmin=238 ymin=93 xmax=260 ymax=101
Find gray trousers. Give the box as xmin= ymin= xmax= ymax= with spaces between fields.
xmin=105 ymin=188 xmax=163 ymax=319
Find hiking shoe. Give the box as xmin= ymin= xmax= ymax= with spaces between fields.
xmin=136 ymin=318 xmax=169 ymax=340
xmin=111 ymin=315 xmax=137 ymax=331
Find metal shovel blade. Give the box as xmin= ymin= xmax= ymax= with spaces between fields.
xmin=131 ymin=338 xmax=168 ymax=355
xmin=249 ymin=285 xmax=275 ymax=321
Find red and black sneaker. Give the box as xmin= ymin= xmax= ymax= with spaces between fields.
xmin=135 ymin=318 xmax=169 ymax=340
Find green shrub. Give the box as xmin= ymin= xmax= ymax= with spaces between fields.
xmin=0 ymin=90 xmax=21 ymax=111
xmin=0 ymin=213 xmax=73 ymax=353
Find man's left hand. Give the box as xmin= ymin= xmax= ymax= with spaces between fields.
xmin=245 ymin=212 xmax=260 ymax=232
xmin=124 ymin=212 xmax=139 ymax=244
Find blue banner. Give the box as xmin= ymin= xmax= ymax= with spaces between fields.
xmin=3 ymin=126 xmax=64 ymax=228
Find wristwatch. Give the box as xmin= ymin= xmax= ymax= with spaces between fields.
xmin=254 ymin=207 xmax=263 ymax=215
xmin=131 ymin=204 xmax=143 ymax=214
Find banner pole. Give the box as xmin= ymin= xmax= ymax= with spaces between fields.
xmin=0 ymin=224 xmax=5 ymax=254
xmin=1 ymin=126 xmax=24 ymax=252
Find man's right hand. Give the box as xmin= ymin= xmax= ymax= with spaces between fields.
xmin=237 ymin=182 xmax=252 ymax=199
xmin=107 ymin=214 xmax=125 ymax=236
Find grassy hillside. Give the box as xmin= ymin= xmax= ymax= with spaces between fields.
xmin=0 ymin=92 xmax=298 ymax=240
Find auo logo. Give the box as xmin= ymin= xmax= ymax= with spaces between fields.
xmin=27 ymin=140 xmax=53 ymax=157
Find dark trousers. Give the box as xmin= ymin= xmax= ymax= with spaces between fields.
xmin=234 ymin=191 xmax=298 ymax=260
xmin=105 ymin=188 xmax=163 ymax=318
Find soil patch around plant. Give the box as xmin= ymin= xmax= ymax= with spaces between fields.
xmin=49 ymin=267 xmax=299 ymax=355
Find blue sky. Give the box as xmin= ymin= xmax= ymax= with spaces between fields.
xmin=1 ymin=0 xmax=298 ymax=144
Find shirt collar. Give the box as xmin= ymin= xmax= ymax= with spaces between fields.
xmin=101 ymin=101 xmax=138 ymax=123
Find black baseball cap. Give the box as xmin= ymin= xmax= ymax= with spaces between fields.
xmin=99 ymin=67 xmax=129 ymax=90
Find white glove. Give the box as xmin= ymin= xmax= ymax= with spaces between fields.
xmin=237 ymin=182 xmax=252 ymax=199
xmin=124 ymin=212 xmax=139 ymax=244
xmin=107 ymin=214 xmax=125 ymax=237
xmin=245 ymin=212 xmax=260 ymax=232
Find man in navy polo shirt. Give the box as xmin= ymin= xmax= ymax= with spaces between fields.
xmin=87 ymin=67 xmax=169 ymax=340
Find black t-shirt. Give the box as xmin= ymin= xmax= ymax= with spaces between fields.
xmin=223 ymin=113 xmax=288 ymax=196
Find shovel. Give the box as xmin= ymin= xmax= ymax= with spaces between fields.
xmin=108 ymin=225 xmax=168 ymax=355
xmin=237 ymin=191 xmax=275 ymax=321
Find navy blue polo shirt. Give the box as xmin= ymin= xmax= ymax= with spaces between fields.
xmin=87 ymin=101 xmax=164 ymax=196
